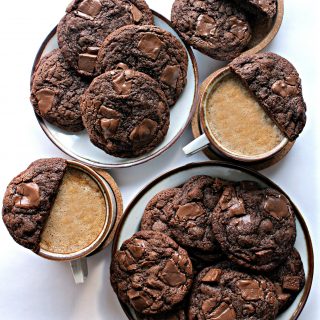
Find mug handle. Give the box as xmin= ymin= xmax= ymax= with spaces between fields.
xmin=183 ymin=134 xmax=210 ymax=156
xmin=70 ymin=257 xmax=88 ymax=284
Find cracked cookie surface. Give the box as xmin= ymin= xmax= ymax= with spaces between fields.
xmin=211 ymin=182 xmax=296 ymax=272
xmin=57 ymin=0 xmax=153 ymax=76
xmin=81 ymin=69 xmax=170 ymax=158
xmin=171 ymin=0 xmax=251 ymax=60
xmin=189 ymin=265 xmax=279 ymax=319
xmin=2 ymin=158 xmax=67 ymax=252
xmin=31 ymin=49 xmax=87 ymax=132
xmin=230 ymin=52 xmax=307 ymax=140
xmin=96 ymin=25 xmax=188 ymax=106
xmin=110 ymin=231 xmax=193 ymax=315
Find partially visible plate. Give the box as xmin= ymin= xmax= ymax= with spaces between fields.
xmin=113 ymin=161 xmax=314 ymax=320
xmin=32 ymin=11 xmax=199 ymax=169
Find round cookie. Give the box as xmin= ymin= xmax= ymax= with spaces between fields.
xmin=30 ymin=49 xmax=87 ymax=132
xmin=267 ymin=248 xmax=305 ymax=312
xmin=96 ymin=25 xmax=188 ymax=106
xmin=141 ymin=176 xmax=225 ymax=261
xmin=57 ymin=0 xmax=153 ymax=76
xmin=189 ymin=266 xmax=279 ymax=320
xmin=211 ymin=182 xmax=296 ymax=272
xmin=171 ymin=0 xmax=251 ymax=61
xmin=229 ymin=52 xmax=307 ymax=140
xmin=110 ymin=231 xmax=193 ymax=315
xmin=81 ymin=69 xmax=170 ymax=158
xmin=2 ymin=158 xmax=67 ymax=252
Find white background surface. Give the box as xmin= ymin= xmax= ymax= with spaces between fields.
xmin=0 ymin=0 xmax=319 ymax=319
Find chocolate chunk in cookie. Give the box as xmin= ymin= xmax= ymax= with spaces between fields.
xmin=81 ymin=69 xmax=170 ymax=158
xmin=267 ymin=248 xmax=305 ymax=312
xmin=31 ymin=49 xmax=88 ymax=132
xmin=211 ymin=182 xmax=296 ymax=272
xmin=96 ymin=25 xmax=188 ymax=106
xmin=2 ymin=159 xmax=67 ymax=252
xmin=189 ymin=266 xmax=279 ymax=319
xmin=110 ymin=231 xmax=193 ymax=315
xmin=141 ymin=176 xmax=225 ymax=261
xmin=171 ymin=0 xmax=251 ymax=61
xmin=229 ymin=52 xmax=307 ymax=140
xmin=57 ymin=0 xmax=153 ymax=76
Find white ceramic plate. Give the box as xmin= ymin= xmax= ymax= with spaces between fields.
xmin=32 ymin=11 xmax=198 ymax=169
xmin=113 ymin=161 xmax=313 ymax=320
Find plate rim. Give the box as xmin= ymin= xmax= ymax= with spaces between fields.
xmin=30 ymin=10 xmax=199 ymax=169
xmin=112 ymin=160 xmax=314 ymax=320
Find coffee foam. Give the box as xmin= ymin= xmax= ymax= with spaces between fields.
xmin=40 ymin=168 xmax=106 ymax=254
xmin=205 ymin=74 xmax=285 ymax=157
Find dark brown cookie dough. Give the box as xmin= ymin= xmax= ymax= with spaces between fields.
xmin=110 ymin=231 xmax=193 ymax=315
xmin=229 ymin=52 xmax=307 ymax=140
xmin=211 ymin=182 xmax=296 ymax=272
xmin=81 ymin=69 xmax=170 ymax=158
xmin=31 ymin=49 xmax=87 ymax=132
xmin=189 ymin=266 xmax=279 ymax=320
xmin=96 ymin=25 xmax=188 ymax=106
xmin=2 ymin=159 xmax=67 ymax=252
xmin=57 ymin=0 xmax=153 ymax=76
xmin=171 ymin=0 xmax=251 ymax=61
xmin=267 ymin=248 xmax=305 ymax=312
xmin=141 ymin=176 xmax=225 ymax=261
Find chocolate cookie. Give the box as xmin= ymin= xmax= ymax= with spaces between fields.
xmin=57 ymin=0 xmax=153 ymax=76
xmin=81 ymin=69 xmax=170 ymax=158
xmin=267 ymin=248 xmax=305 ymax=312
xmin=96 ymin=25 xmax=188 ymax=106
xmin=211 ymin=182 xmax=296 ymax=272
xmin=231 ymin=0 xmax=277 ymax=19
xmin=110 ymin=231 xmax=193 ymax=315
xmin=229 ymin=52 xmax=307 ymax=140
xmin=31 ymin=49 xmax=87 ymax=132
xmin=171 ymin=0 xmax=251 ymax=61
xmin=189 ymin=266 xmax=279 ymax=319
xmin=141 ymin=176 xmax=225 ymax=260
xmin=2 ymin=158 xmax=67 ymax=252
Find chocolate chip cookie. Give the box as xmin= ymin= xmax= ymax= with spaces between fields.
xmin=110 ymin=231 xmax=193 ymax=315
xmin=189 ymin=266 xmax=279 ymax=319
xmin=267 ymin=248 xmax=305 ymax=312
xmin=31 ymin=49 xmax=87 ymax=132
xmin=57 ymin=0 xmax=153 ymax=76
xmin=141 ymin=176 xmax=225 ymax=261
xmin=229 ymin=52 xmax=307 ymax=140
xmin=211 ymin=182 xmax=296 ymax=272
xmin=81 ymin=69 xmax=170 ymax=158
xmin=171 ymin=0 xmax=251 ymax=61
xmin=2 ymin=158 xmax=67 ymax=252
xmin=96 ymin=25 xmax=188 ymax=106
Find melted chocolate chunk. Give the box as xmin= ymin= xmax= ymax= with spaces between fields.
xmin=2 ymin=158 xmax=67 ymax=252
xmin=110 ymin=231 xmax=193 ymax=315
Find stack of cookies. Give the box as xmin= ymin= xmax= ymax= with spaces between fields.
xmin=171 ymin=0 xmax=278 ymax=60
xmin=111 ymin=175 xmax=305 ymax=319
xmin=30 ymin=0 xmax=189 ymax=158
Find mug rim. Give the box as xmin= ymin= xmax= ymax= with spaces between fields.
xmin=199 ymin=66 xmax=289 ymax=163
xmin=38 ymin=160 xmax=114 ymax=261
